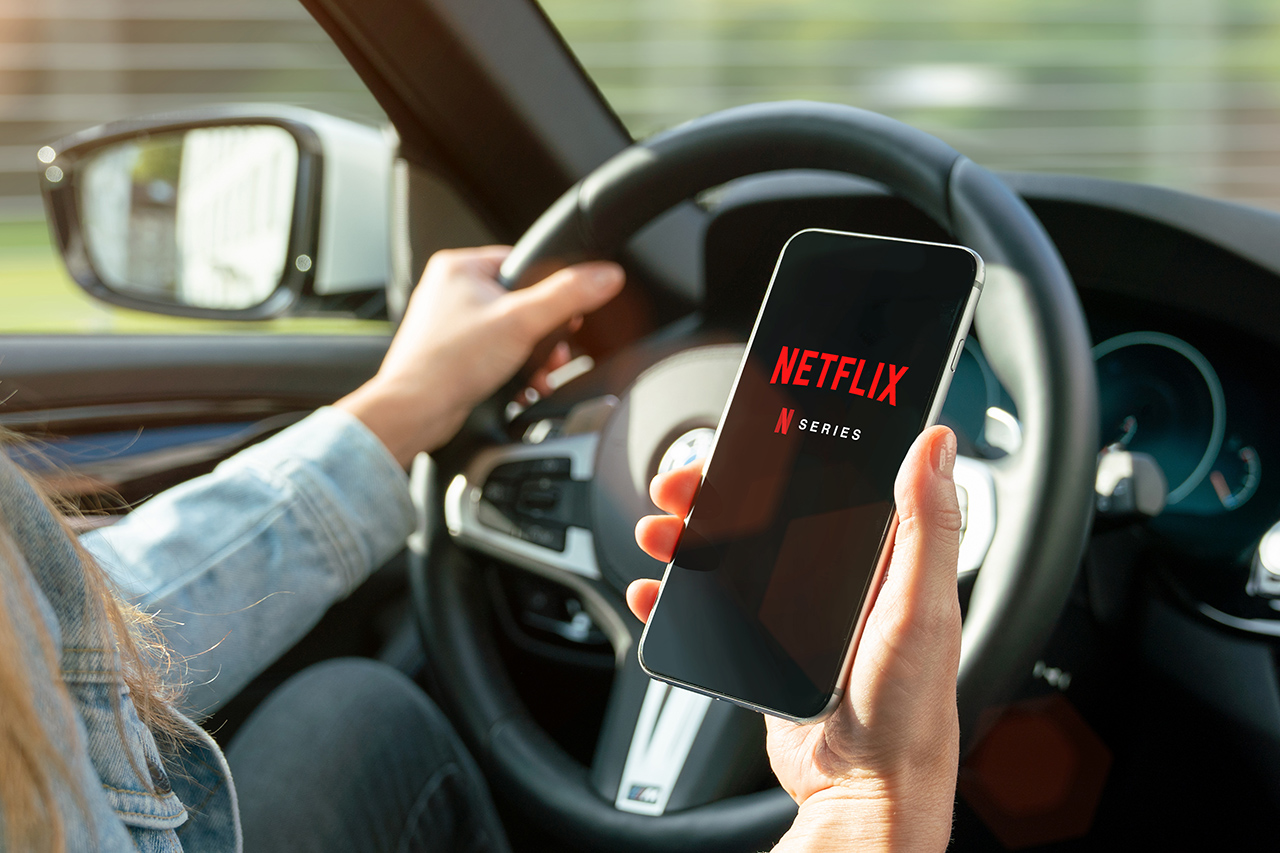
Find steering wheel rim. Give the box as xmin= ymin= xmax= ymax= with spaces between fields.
xmin=413 ymin=101 xmax=1099 ymax=852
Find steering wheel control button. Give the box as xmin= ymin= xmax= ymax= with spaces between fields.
xmin=482 ymin=480 xmax=518 ymax=506
xmin=445 ymin=432 xmax=604 ymax=580
xmin=517 ymin=479 xmax=561 ymax=512
xmin=476 ymin=501 xmax=520 ymax=537
xmin=489 ymin=457 xmax=572 ymax=481
xmin=520 ymin=522 xmax=566 ymax=551
xmin=476 ymin=455 xmax=587 ymax=553
xmin=530 ymin=457 xmax=572 ymax=476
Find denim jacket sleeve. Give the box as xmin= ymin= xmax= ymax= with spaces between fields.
xmin=80 ymin=406 xmax=415 ymax=718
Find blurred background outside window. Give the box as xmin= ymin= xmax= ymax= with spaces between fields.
xmin=0 ymin=0 xmax=384 ymax=333
xmin=541 ymin=0 xmax=1280 ymax=208
xmin=4 ymin=0 xmax=1279 ymax=331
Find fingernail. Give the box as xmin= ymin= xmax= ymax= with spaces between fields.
xmin=591 ymin=264 xmax=621 ymax=287
xmin=936 ymin=430 xmax=956 ymax=480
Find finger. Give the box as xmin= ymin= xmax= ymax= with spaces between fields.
xmin=886 ymin=425 xmax=963 ymax=606
xmin=838 ymin=426 xmax=962 ymax=780
xmin=427 ymin=245 xmax=513 ymax=279
xmin=529 ymin=341 xmax=572 ymax=397
xmin=456 ymin=244 xmax=514 ymax=275
xmin=634 ymin=514 xmax=684 ymax=562
xmin=626 ymin=579 xmax=661 ymax=623
xmin=547 ymin=340 xmax=573 ymax=373
xmin=502 ymin=261 xmax=624 ymax=345
xmin=863 ymin=426 xmax=963 ymax=663
xmin=647 ymin=460 xmax=703 ymax=516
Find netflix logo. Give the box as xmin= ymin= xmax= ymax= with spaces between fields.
xmin=770 ymin=346 xmax=908 ymax=406
xmin=774 ymin=407 xmax=796 ymax=434
xmin=774 ymin=407 xmax=862 ymax=441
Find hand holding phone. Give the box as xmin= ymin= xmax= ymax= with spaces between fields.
xmin=629 ymin=426 xmax=964 ymax=853
xmin=636 ymin=229 xmax=980 ymax=721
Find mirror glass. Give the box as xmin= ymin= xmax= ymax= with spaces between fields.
xmin=78 ymin=125 xmax=299 ymax=311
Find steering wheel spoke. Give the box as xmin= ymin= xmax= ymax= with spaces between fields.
xmin=591 ymin=652 xmax=771 ymax=816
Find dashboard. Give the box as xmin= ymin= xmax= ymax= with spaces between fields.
xmin=951 ymin=309 xmax=1273 ymax=531
xmin=697 ymin=169 xmax=1280 ymax=640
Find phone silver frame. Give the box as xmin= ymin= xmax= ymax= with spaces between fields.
xmin=637 ymin=227 xmax=985 ymax=723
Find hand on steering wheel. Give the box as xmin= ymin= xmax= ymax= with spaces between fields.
xmin=629 ymin=426 xmax=964 ymax=852
xmin=337 ymin=246 xmax=624 ymax=465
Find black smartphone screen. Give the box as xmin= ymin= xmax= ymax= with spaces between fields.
xmin=639 ymin=230 xmax=979 ymax=719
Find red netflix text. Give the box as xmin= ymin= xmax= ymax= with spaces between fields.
xmin=769 ymin=346 xmax=908 ymax=406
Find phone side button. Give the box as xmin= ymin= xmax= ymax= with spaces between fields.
xmin=950 ymin=338 xmax=965 ymax=372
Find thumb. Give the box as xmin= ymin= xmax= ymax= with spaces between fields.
xmin=858 ymin=426 xmax=964 ymax=687
xmin=889 ymin=425 xmax=963 ymax=589
xmin=503 ymin=261 xmax=624 ymax=344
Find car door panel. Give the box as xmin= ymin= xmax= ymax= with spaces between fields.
xmin=0 ymin=334 xmax=389 ymax=506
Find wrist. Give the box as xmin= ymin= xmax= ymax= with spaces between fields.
xmin=335 ymin=379 xmax=453 ymax=467
xmin=772 ymin=783 xmax=952 ymax=853
xmin=773 ymin=788 xmax=892 ymax=853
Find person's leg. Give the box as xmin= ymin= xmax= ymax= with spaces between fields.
xmin=225 ymin=658 xmax=510 ymax=853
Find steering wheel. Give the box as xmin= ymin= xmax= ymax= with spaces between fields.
xmin=411 ymin=102 xmax=1098 ymax=853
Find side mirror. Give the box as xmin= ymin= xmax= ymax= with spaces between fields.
xmin=39 ymin=106 xmax=392 ymax=320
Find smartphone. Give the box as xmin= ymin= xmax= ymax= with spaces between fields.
xmin=637 ymin=228 xmax=983 ymax=722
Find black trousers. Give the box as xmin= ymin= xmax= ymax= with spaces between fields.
xmin=226 ymin=658 xmax=510 ymax=853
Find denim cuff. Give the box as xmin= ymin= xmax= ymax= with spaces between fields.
xmin=223 ymin=406 xmax=415 ymax=591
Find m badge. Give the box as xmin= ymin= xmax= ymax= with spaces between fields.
xmin=627 ymin=785 xmax=661 ymax=805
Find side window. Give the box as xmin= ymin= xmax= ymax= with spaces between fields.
xmin=0 ymin=0 xmax=391 ymax=335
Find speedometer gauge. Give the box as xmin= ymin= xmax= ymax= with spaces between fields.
xmin=1093 ymin=331 xmax=1225 ymax=508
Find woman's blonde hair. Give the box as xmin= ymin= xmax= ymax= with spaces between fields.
xmin=0 ymin=462 xmax=188 ymax=853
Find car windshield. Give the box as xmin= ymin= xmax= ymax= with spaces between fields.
xmin=540 ymin=0 xmax=1280 ymax=212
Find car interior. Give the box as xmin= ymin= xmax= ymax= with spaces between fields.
xmin=4 ymin=0 xmax=1278 ymax=850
